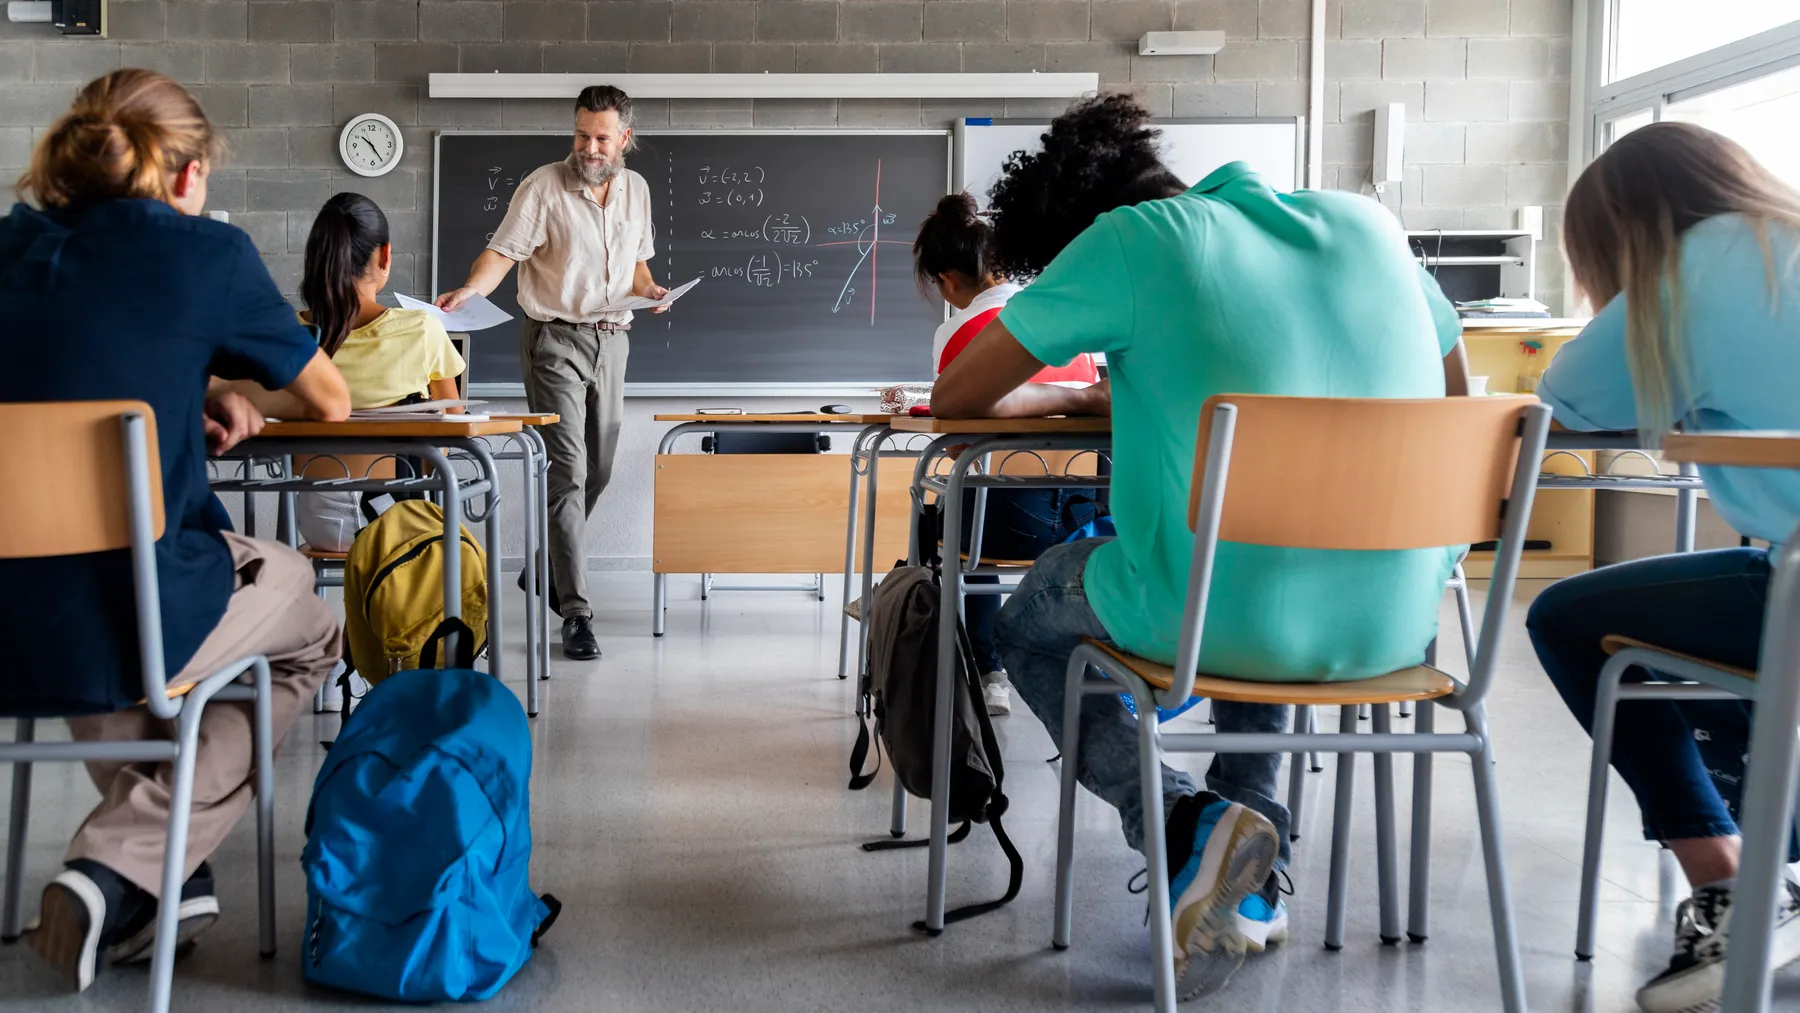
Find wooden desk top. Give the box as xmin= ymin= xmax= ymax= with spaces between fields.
xmin=888 ymin=415 xmax=1112 ymax=434
xmin=490 ymin=413 xmax=560 ymax=426
xmin=1663 ymin=431 xmax=1800 ymax=469
xmin=257 ymin=418 xmax=525 ymax=439
xmin=653 ymin=413 xmax=893 ymax=424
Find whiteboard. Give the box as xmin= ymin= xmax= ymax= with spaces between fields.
xmin=953 ymin=117 xmax=1304 ymax=209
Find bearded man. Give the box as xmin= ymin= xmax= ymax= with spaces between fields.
xmin=439 ymin=84 xmax=665 ymax=661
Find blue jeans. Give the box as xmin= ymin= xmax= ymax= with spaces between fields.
xmin=996 ymin=538 xmax=1292 ymax=862
xmin=1527 ymin=548 xmax=1783 ymax=850
xmin=961 ymin=488 xmax=1102 ymax=673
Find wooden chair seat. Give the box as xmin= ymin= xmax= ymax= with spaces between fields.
xmin=956 ymin=551 xmax=1036 ymax=568
xmin=300 ymin=546 xmax=349 ymax=561
xmin=1087 ymin=639 xmax=1457 ymax=705
xmin=1600 ymin=634 xmax=1757 ymax=680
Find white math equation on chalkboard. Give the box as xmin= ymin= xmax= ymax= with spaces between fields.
xmin=473 ymin=159 xmax=914 ymax=322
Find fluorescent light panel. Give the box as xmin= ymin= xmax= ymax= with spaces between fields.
xmin=428 ymin=72 xmax=1100 ymax=101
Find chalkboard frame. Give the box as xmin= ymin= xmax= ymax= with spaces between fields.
xmin=432 ymin=128 xmax=954 ymax=398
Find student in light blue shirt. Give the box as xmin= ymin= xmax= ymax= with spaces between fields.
xmin=1526 ymin=122 xmax=1800 ymax=1013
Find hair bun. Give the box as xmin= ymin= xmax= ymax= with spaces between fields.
xmin=935 ymin=191 xmax=979 ymax=221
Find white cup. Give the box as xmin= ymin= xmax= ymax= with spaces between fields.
xmin=1468 ymin=375 xmax=1490 ymax=396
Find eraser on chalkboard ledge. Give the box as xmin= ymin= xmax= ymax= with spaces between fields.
xmin=964 ymin=118 xmax=993 ymax=126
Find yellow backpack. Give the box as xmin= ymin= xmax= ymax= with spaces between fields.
xmin=343 ymin=499 xmax=488 ymax=683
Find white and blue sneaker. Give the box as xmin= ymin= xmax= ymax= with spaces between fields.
xmin=1164 ymin=792 xmax=1280 ymax=1000
xmin=1237 ymin=891 xmax=1290 ymax=952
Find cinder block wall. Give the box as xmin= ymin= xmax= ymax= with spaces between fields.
xmin=0 ymin=0 xmax=1573 ymax=571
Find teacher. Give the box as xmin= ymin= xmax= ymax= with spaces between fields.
xmin=438 ymin=84 xmax=667 ymax=662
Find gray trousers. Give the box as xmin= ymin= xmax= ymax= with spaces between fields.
xmin=521 ymin=318 xmax=629 ymax=619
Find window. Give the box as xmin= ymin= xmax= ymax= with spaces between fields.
xmin=1664 ymin=62 xmax=1800 ymax=184
xmin=1612 ymin=0 xmax=1799 ymax=82
xmin=1582 ymin=2 xmax=1800 ymax=166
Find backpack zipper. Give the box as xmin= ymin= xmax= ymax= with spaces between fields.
xmin=362 ymin=533 xmax=480 ymax=616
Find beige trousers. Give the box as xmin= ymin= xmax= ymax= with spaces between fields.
xmin=520 ymin=318 xmax=629 ymax=619
xmin=64 ymin=533 xmax=339 ymax=897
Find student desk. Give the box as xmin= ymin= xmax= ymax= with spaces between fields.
xmin=1540 ymin=428 xmax=1706 ymax=557
xmin=649 ymin=414 xmax=914 ymax=645
xmin=210 ymin=415 xmax=556 ymax=717
xmin=883 ymin=415 xmax=1114 ymax=935
xmin=1662 ymin=431 xmax=1800 ymax=1013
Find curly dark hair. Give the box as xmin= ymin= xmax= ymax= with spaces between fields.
xmin=986 ymin=93 xmax=1187 ymax=279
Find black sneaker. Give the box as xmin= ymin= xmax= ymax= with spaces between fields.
xmin=106 ymin=861 xmax=220 ymax=965
xmin=516 ymin=567 xmax=562 ymax=617
xmin=26 ymin=859 xmax=140 ymax=992
xmin=561 ymin=615 xmax=600 ymax=660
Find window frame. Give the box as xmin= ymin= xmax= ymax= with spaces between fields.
xmin=1575 ymin=5 xmax=1800 ymax=167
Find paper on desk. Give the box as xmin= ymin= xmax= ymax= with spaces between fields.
xmin=395 ymin=292 xmax=513 ymax=332
xmin=352 ymin=399 xmax=487 ymax=416
xmin=610 ymin=276 xmax=701 ymax=312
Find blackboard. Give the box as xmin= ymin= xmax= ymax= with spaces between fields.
xmin=433 ymin=130 xmax=951 ymax=391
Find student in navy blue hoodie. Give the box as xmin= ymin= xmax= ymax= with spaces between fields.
xmin=0 ymin=70 xmax=350 ymax=991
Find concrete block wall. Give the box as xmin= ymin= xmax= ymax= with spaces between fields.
xmin=0 ymin=0 xmax=1573 ymax=570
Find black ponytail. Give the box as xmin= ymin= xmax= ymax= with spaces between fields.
xmin=301 ymin=192 xmax=390 ymax=356
xmin=913 ymin=191 xmax=995 ymax=294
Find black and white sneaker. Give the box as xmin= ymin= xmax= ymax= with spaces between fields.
xmin=25 ymin=861 xmax=131 ymax=992
xmin=1636 ymin=878 xmax=1800 ymax=1012
xmin=106 ymin=861 xmax=221 ymax=965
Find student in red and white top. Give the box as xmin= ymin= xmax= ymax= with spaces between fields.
xmin=914 ymin=193 xmax=1105 ymax=716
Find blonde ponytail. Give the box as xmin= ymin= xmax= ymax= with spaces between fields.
xmin=16 ymin=69 xmax=218 ymax=209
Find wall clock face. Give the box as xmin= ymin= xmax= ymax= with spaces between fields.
xmin=340 ymin=114 xmax=404 ymax=178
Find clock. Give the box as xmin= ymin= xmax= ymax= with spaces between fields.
xmin=338 ymin=113 xmax=404 ymax=178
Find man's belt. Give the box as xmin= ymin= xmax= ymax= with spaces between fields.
xmin=550 ymin=319 xmax=631 ymax=332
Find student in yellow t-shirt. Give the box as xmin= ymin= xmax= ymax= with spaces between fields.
xmin=296 ymin=192 xmax=466 ymax=550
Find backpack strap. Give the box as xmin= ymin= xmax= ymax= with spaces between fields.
xmin=531 ymin=894 xmax=563 ymax=948
xmin=420 ymin=617 xmax=478 ymax=670
xmin=846 ymin=698 xmax=881 ymax=791
xmin=909 ymin=615 xmax=1023 ymax=931
xmin=863 ymin=820 xmax=971 ymax=853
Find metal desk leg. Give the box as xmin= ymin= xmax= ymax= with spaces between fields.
xmin=457 ymin=440 xmax=505 ymax=688
xmin=417 ymin=446 xmax=463 ymax=654
xmin=858 ymin=429 xmax=899 ymax=682
xmin=1675 ymin=463 xmax=1698 ymax=554
xmin=1719 ymin=529 xmax=1800 ymax=1013
xmin=503 ymin=432 xmax=540 ymax=716
xmin=531 ymin=426 xmax=552 ymax=680
xmin=924 ymin=450 xmax=972 ymax=934
xmin=838 ymin=426 xmax=879 ymax=680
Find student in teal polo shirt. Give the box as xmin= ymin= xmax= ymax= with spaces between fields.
xmin=1526 ymin=122 xmax=1800 ymax=1013
xmin=932 ymin=95 xmax=1467 ymax=1000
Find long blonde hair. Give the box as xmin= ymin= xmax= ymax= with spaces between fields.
xmin=16 ymin=69 xmax=218 ymax=209
xmin=1563 ymin=121 xmax=1800 ymax=436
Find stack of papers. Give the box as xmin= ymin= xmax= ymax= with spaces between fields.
xmin=1457 ymin=297 xmax=1551 ymax=319
xmin=349 ymin=399 xmax=490 ymax=422
xmin=395 ymin=293 xmax=513 ymax=332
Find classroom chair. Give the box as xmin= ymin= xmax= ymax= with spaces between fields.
xmin=1050 ymin=393 xmax=1548 ymax=1013
xmin=0 ymin=401 xmax=279 ymax=1013
xmin=1572 ymin=634 xmax=1793 ymax=960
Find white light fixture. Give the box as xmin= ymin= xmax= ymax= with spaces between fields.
xmin=427 ymin=72 xmax=1098 ymax=102
xmin=6 ymin=1 xmax=51 ymax=22
xmin=1138 ymin=31 xmax=1226 ymax=57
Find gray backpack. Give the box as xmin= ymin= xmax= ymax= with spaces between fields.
xmin=849 ymin=566 xmax=1022 ymax=930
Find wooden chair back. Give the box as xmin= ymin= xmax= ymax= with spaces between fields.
xmin=1191 ymin=394 xmax=1538 ymax=551
xmin=0 ymin=401 xmax=164 ymax=559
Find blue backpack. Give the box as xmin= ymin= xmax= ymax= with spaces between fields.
xmin=301 ymin=664 xmax=560 ymax=1001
